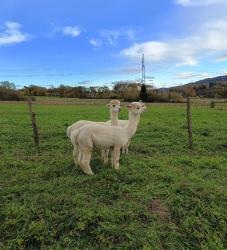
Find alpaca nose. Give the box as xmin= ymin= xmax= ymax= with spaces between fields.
xmin=114 ymin=107 xmax=121 ymax=112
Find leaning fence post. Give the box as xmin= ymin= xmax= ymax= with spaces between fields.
xmin=187 ymin=97 xmax=193 ymax=149
xmin=27 ymin=97 xmax=33 ymax=114
xmin=27 ymin=97 xmax=39 ymax=149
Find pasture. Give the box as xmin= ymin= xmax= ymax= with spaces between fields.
xmin=0 ymin=101 xmax=226 ymax=249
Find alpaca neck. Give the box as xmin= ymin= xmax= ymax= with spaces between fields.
xmin=125 ymin=111 xmax=140 ymax=138
xmin=128 ymin=111 xmax=141 ymax=125
xmin=136 ymin=115 xmax=141 ymax=125
xmin=110 ymin=111 xmax=118 ymax=125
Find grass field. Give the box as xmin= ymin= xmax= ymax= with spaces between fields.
xmin=0 ymin=101 xmax=227 ymax=249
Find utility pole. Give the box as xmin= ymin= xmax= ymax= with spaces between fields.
xmin=142 ymin=54 xmax=145 ymax=84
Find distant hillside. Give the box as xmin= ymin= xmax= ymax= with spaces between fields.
xmin=158 ymin=75 xmax=227 ymax=98
xmin=184 ymin=75 xmax=227 ymax=87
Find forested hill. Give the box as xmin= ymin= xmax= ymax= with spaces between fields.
xmin=158 ymin=75 xmax=227 ymax=98
xmin=185 ymin=75 xmax=227 ymax=87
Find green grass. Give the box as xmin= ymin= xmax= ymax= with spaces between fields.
xmin=0 ymin=102 xmax=226 ymax=250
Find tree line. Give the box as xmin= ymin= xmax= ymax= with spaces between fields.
xmin=0 ymin=80 xmax=226 ymax=102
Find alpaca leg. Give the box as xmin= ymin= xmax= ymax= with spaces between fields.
xmin=113 ymin=146 xmax=121 ymax=170
xmin=101 ymin=150 xmax=105 ymax=161
xmin=73 ymin=146 xmax=79 ymax=165
xmin=78 ymin=148 xmax=83 ymax=166
xmin=111 ymin=150 xmax=114 ymax=168
xmin=81 ymin=150 xmax=94 ymax=175
xmin=125 ymin=140 xmax=130 ymax=154
xmin=122 ymin=146 xmax=127 ymax=154
xmin=102 ymin=149 xmax=109 ymax=164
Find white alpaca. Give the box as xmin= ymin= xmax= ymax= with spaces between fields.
xmin=67 ymin=100 xmax=121 ymax=165
xmin=105 ymin=102 xmax=147 ymax=154
xmin=71 ymin=102 xmax=145 ymax=175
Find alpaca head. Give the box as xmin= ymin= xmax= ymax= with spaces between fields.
xmin=126 ymin=102 xmax=146 ymax=116
xmin=141 ymin=102 xmax=147 ymax=112
xmin=139 ymin=100 xmax=147 ymax=112
xmin=108 ymin=100 xmax=121 ymax=113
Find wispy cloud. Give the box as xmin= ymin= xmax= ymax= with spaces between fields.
xmin=100 ymin=29 xmax=120 ymax=45
xmin=215 ymin=54 xmax=227 ymax=62
xmin=175 ymin=72 xmax=210 ymax=79
xmin=100 ymin=29 xmax=136 ymax=46
xmin=89 ymin=38 xmax=102 ymax=49
xmin=78 ymin=80 xmax=92 ymax=85
xmin=120 ymin=18 xmax=227 ymax=66
xmin=62 ymin=26 xmax=81 ymax=37
xmin=118 ymin=66 xmax=141 ymax=74
xmin=0 ymin=21 xmax=29 ymax=46
xmin=175 ymin=0 xmax=226 ymax=7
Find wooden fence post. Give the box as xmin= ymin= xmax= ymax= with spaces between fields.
xmin=210 ymin=101 xmax=215 ymax=108
xmin=187 ymin=97 xmax=193 ymax=149
xmin=27 ymin=97 xmax=33 ymax=114
xmin=31 ymin=112 xmax=39 ymax=148
xmin=27 ymin=97 xmax=39 ymax=149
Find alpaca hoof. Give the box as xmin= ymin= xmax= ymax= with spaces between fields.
xmin=84 ymin=170 xmax=94 ymax=176
xmin=114 ymin=164 xmax=120 ymax=171
xmin=103 ymin=159 xmax=109 ymax=164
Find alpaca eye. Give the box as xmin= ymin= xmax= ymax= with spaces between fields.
xmin=137 ymin=107 xmax=140 ymax=109
xmin=113 ymin=105 xmax=115 ymax=107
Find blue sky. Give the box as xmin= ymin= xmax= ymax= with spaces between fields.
xmin=1 ymin=0 xmax=227 ymax=88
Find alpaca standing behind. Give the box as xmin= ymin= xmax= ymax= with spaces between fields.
xmin=67 ymin=100 xmax=121 ymax=138
xmin=71 ymin=102 xmax=145 ymax=175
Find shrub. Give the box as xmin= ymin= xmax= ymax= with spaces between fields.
xmin=147 ymin=90 xmax=184 ymax=103
xmin=121 ymin=88 xmax=140 ymax=101
xmin=168 ymin=91 xmax=184 ymax=102
xmin=0 ymin=87 xmax=25 ymax=101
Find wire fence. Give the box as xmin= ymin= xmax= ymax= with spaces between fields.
xmin=1 ymin=98 xmax=227 ymax=157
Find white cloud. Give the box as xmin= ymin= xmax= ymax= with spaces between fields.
xmin=0 ymin=21 xmax=28 ymax=46
xmin=120 ymin=18 xmax=227 ymax=66
xmin=175 ymin=0 xmax=226 ymax=6
xmin=120 ymin=39 xmax=198 ymax=66
xmin=62 ymin=26 xmax=81 ymax=37
xmin=202 ymin=20 xmax=227 ymax=51
xmin=175 ymin=72 xmax=210 ymax=79
xmin=89 ymin=38 xmax=102 ymax=49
